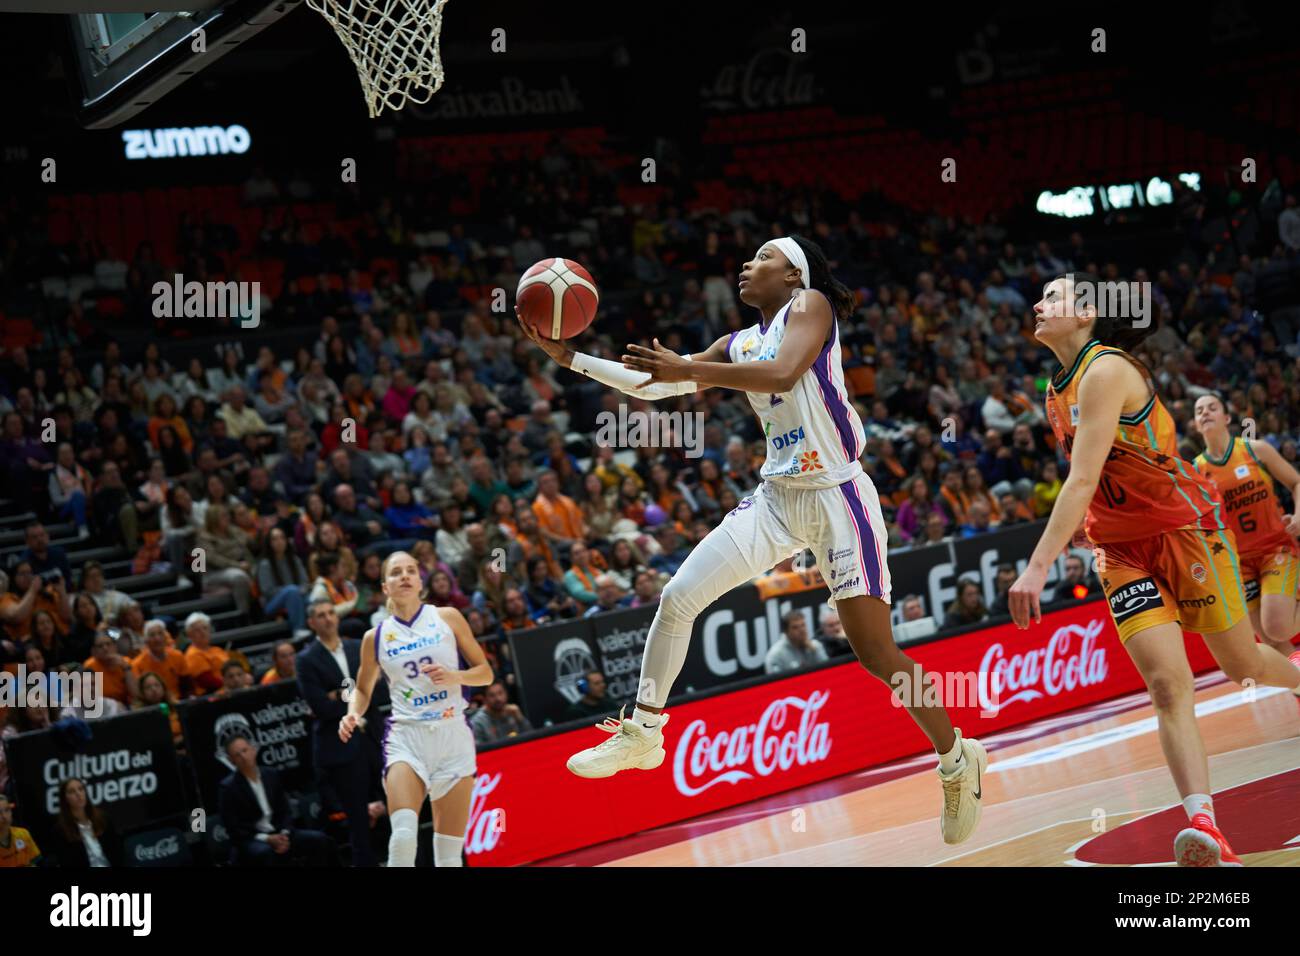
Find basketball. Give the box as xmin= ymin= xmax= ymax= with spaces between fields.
xmin=516 ymin=258 xmax=599 ymax=340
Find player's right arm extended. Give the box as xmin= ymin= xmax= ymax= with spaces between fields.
xmin=572 ymin=334 xmax=732 ymax=399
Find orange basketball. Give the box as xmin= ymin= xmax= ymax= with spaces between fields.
xmin=516 ymin=258 xmax=599 ymax=340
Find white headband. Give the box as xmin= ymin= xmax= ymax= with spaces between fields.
xmin=765 ymin=237 xmax=811 ymax=289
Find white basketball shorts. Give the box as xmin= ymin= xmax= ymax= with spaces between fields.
xmin=381 ymin=716 xmax=477 ymax=800
xmin=720 ymin=473 xmax=892 ymax=607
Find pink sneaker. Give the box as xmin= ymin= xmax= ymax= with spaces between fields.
xmin=1174 ymin=814 xmax=1243 ymax=867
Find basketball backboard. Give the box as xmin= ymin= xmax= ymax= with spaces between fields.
xmin=0 ymin=0 xmax=301 ymax=128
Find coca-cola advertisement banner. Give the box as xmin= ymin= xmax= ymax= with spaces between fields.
xmin=509 ymin=518 xmax=1089 ymax=727
xmin=178 ymin=681 xmax=315 ymax=810
xmin=3 ymin=708 xmax=187 ymax=848
xmin=471 ymin=599 xmax=1219 ymax=866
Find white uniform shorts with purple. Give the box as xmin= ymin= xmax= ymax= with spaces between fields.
xmin=716 ymin=471 xmax=892 ymax=608
xmin=381 ymin=717 xmax=477 ymax=801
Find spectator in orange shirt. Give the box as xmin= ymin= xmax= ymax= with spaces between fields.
xmin=510 ymin=506 xmax=563 ymax=580
xmin=260 ymin=641 xmax=297 ymax=685
xmin=531 ymin=470 xmax=586 ymax=546
xmin=130 ymin=619 xmax=188 ymax=700
xmin=183 ymin=611 xmax=228 ymax=694
xmin=963 ymin=464 xmax=1001 ymax=524
xmin=135 ymin=671 xmax=183 ymax=746
xmin=646 ymin=462 xmax=684 ymax=514
xmin=0 ymin=794 xmax=40 ymax=867
xmin=147 ymin=393 xmax=193 ymax=453
xmin=937 ymin=465 xmax=970 ymax=527
xmin=2 ymin=561 xmax=71 ymax=642
xmin=83 ymin=632 xmax=138 ymax=709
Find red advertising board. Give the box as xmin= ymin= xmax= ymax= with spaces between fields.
xmin=465 ymin=599 xmax=1220 ymax=866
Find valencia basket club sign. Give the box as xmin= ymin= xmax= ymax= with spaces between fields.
xmin=468 ymin=598 xmax=1220 ymax=866
xmin=177 ymin=681 xmax=315 ymax=810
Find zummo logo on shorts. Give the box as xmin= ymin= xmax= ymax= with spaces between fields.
xmin=153 ymin=274 xmax=261 ymax=328
xmin=1065 ymin=273 xmax=1152 ymax=329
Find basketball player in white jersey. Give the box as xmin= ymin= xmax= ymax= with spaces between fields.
xmin=340 ymin=551 xmax=492 ymax=866
xmin=519 ymin=235 xmax=987 ymax=844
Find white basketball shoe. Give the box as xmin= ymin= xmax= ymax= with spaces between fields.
xmin=937 ymin=730 xmax=988 ymax=845
xmin=566 ymin=707 xmax=670 ymax=779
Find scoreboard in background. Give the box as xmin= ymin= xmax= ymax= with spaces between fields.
xmin=1037 ymin=172 xmax=1201 ymax=218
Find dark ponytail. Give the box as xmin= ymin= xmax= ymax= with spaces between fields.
xmin=1058 ymin=271 xmax=1154 ymax=353
xmin=792 ymin=234 xmax=856 ymax=322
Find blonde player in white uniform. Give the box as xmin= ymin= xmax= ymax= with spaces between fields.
xmin=340 ymin=551 xmax=492 ymax=867
xmin=518 ymin=235 xmax=987 ymax=844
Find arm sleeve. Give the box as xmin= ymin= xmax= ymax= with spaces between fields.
xmin=571 ymin=351 xmax=698 ymax=400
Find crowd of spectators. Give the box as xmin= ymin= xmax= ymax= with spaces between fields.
xmin=2 ymin=139 xmax=1299 ymax=827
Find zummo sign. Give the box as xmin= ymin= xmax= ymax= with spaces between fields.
xmin=122 ymin=124 xmax=251 ymax=159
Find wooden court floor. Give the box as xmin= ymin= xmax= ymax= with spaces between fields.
xmin=541 ymin=674 xmax=1300 ymax=867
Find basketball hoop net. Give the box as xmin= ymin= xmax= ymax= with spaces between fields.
xmin=306 ymin=0 xmax=449 ymax=118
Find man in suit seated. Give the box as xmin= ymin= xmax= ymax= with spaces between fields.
xmin=296 ymin=598 xmax=387 ymax=866
xmin=218 ymin=735 xmax=337 ymax=866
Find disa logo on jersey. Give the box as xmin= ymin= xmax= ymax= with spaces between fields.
xmin=770 ymin=425 xmax=805 ymax=450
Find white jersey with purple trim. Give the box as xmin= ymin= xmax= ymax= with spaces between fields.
xmin=725 ymin=291 xmax=865 ymax=489
xmin=374 ymin=604 xmax=464 ymax=724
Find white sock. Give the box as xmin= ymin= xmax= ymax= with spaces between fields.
xmin=632 ymin=706 xmax=661 ymax=730
xmin=387 ymin=808 xmax=419 ymax=867
xmin=1182 ymin=794 xmax=1214 ymax=823
xmin=938 ymin=731 xmax=964 ymax=774
xmin=434 ymin=832 xmax=464 ymax=868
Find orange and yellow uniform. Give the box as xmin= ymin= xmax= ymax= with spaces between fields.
xmin=1045 ymin=340 xmax=1245 ymax=641
xmin=1194 ymin=437 xmax=1299 ymax=607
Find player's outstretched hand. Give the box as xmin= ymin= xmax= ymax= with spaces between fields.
xmin=1008 ymin=564 xmax=1046 ymax=629
xmin=515 ymin=306 xmax=574 ymax=368
xmin=623 ymin=339 xmax=691 ymax=383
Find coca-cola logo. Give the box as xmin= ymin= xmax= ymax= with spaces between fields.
xmin=699 ymin=51 xmax=816 ymax=112
xmin=465 ymin=772 xmax=505 ymax=855
xmin=672 ymin=691 xmax=832 ymax=797
xmin=133 ymin=834 xmax=179 ymax=862
xmin=978 ymin=618 xmax=1108 ymax=714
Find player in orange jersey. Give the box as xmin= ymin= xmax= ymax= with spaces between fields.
xmin=1193 ymin=393 xmax=1300 ymax=655
xmin=1008 ymin=273 xmax=1300 ymax=867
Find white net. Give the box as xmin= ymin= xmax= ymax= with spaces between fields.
xmin=306 ymin=0 xmax=449 ymax=118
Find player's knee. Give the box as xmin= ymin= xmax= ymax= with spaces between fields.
xmin=1220 ymin=657 xmax=1262 ymax=688
xmin=658 ymin=576 xmax=698 ymax=624
xmin=1145 ymin=672 xmax=1191 ymax=711
xmin=387 ymin=808 xmax=419 ymax=867
xmin=853 ymin=642 xmax=895 ymax=679
xmin=1258 ymin=611 xmax=1294 ymax=646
